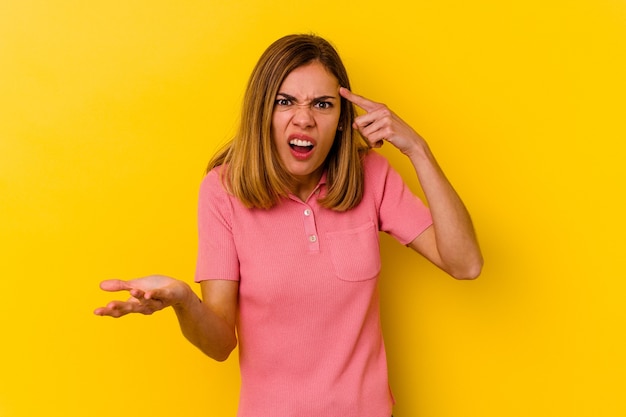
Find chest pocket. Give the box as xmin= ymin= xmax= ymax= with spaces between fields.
xmin=325 ymin=221 xmax=381 ymax=282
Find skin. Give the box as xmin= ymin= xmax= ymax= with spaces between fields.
xmin=95 ymin=67 xmax=483 ymax=362
xmin=271 ymin=61 xmax=341 ymax=201
xmin=339 ymin=87 xmax=483 ymax=279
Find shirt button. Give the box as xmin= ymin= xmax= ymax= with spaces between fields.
xmin=308 ymin=235 xmax=317 ymax=242
xmin=304 ymin=209 xmax=311 ymax=216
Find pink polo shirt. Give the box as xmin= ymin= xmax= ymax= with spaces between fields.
xmin=195 ymin=151 xmax=432 ymax=417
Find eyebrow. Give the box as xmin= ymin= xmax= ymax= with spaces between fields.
xmin=276 ymin=92 xmax=338 ymax=102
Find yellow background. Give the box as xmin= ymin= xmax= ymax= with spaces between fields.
xmin=1 ymin=0 xmax=625 ymax=416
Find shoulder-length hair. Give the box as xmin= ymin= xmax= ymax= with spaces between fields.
xmin=207 ymin=34 xmax=368 ymax=211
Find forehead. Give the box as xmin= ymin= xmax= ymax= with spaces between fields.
xmin=278 ymin=61 xmax=339 ymax=97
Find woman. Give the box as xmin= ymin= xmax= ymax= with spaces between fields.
xmin=95 ymin=34 xmax=483 ymax=417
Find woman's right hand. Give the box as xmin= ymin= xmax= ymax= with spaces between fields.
xmin=94 ymin=275 xmax=192 ymax=318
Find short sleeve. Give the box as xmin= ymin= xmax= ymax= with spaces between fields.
xmin=366 ymin=152 xmax=433 ymax=245
xmin=194 ymin=168 xmax=240 ymax=283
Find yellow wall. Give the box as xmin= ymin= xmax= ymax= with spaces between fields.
xmin=1 ymin=1 xmax=625 ymax=416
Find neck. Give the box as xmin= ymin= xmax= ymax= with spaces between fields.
xmin=290 ymin=170 xmax=323 ymax=202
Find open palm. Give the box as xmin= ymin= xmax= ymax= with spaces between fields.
xmin=94 ymin=275 xmax=187 ymax=318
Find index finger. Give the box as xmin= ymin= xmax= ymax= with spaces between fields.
xmin=339 ymin=87 xmax=380 ymax=112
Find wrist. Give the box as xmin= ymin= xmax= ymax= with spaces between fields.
xmin=404 ymin=140 xmax=432 ymax=162
xmin=173 ymin=281 xmax=199 ymax=311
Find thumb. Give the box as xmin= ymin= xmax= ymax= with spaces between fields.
xmin=99 ymin=279 xmax=132 ymax=292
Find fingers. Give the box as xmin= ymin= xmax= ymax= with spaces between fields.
xmin=340 ymin=87 xmax=391 ymax=143
xmin=99 ymin=278 xmax=163 ymax=299
xmin=354 ymin=118 xmax=386 ymax=147
xmin=96 ymin=279 xmax=153 ymax=317
xmin=99 ymin=279 xmax=132 ymax=292
xmin=95 ymin=275 xmax=185 ymax=318
xmin=94 ymin=296 xmax=165 ymax=318
xmin=352 ymin=105 xmax=396 ymax=147
xmin=339 ymin=87 xmax=380 ymax=112
xmin=94 ymin=300 xmax=136 ymax=318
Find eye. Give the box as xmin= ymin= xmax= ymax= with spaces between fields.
xmin=313 ymin=101 xmax=333 ymax=110
xmin=275 ymin=98 xmax=292 ymax=107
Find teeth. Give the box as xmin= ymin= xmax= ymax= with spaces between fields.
xmin=289 ymin=139 xmax=313 ymax=147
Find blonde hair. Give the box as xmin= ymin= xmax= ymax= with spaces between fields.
xmin=207 ymin=34 xmax=368 ymax=211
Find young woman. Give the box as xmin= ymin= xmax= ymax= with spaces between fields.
xmin=95 ymin=34 xmax=483 ymax=417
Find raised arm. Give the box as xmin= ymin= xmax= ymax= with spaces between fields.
xmin=340 ymin=87 xmax=483 ymax=279
xmin=94 ymin=275 xmax=238 ymax=361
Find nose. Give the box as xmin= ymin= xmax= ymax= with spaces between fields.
xmin=291 ymin=105 xmax=315 ymax=128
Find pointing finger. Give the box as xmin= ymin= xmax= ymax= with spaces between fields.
xmin=339 ymin=87 xmax=380 ymax=112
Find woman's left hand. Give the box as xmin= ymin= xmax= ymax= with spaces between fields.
xmin=340 ymin=87 xmax=483 ymax=280
xmin=340 ymin=87 xmax=426 ymax=156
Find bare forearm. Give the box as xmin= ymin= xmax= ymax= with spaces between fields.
xmin=408 ymin=144 xmax=483 ymax=279
xmin=336 ymin=88 xmax=482 ymax=278
xmin=173 ymin=284 xmax=237 ymax=361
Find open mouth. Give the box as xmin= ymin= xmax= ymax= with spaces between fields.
xmin=289 ymin=138 xmax=314 ymax=154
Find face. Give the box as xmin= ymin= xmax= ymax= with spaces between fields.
xmin=271 ymin=61 xmax=341 ymax=191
